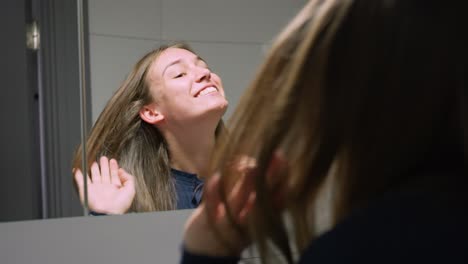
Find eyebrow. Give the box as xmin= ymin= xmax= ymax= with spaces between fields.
xmin=162 ymin=56 xmax=206 ymax=76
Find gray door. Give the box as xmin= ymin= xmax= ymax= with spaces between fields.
xmin=0 ymin=0 xmax=90 ymax=222
xmin=0 ymin=0 xmax=42 ymax=221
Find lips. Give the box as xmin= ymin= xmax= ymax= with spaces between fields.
xmin=194 ymin=85 xmax=218 ymax=97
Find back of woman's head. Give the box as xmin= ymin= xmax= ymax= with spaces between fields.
xmin=214 ymin=0 xmax=467 ymax=262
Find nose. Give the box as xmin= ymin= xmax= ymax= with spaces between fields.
xmin=195 ymin=67 xmax=211 ymax=82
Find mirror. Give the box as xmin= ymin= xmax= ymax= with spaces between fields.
xmin=0 ymin=0 xmax=307 ymax=222
xmin=85 ymin=0 xmax=307 ymax=214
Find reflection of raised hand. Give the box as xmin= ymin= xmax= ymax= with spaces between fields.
xmin=74 ymin=156 xmax=136 ymax=214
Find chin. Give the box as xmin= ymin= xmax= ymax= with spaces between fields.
xmin=204 ymin=100 xmax=228 ymax=118
xmin=217 ymin=100 xmax=229 ymax=114
xmin=209 ymin=96 xmax=228 ymax=109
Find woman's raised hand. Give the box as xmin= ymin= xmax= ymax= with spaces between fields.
xmin=183 ymin=152 xmax=288 ymax=257
xmin=74 ymin=156 xmax=136 ymax=214
xmin=182 ymin=156 xmax=259 ymax=257
xmin=183 ymin=172 xmax=255 ymax=257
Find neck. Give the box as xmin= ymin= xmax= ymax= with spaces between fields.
xmin=160 ymin=119 xmax=219 ymax=179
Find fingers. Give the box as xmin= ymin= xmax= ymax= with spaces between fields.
xmin=219 ymin=151 xmax=287 ymax=222
xmin=203 ymin=173 xmax=251 ymax=254
xmin=109 ymin=159 xmax=121 ymax=187
xmin=89 ymin=156 xmax=121 ymax=185
xmin=188 ymin=152 xmax=287 ymax=255
xmin=205 ymin=170 xmax=255 ymax=226
xmin=234 ymin=156 xmax=257 ymax=172
xmin=227 ymin=170 xmax=256 ymax=223
xmin=266 ymin=151 xmax=288 ymax=187
xmin=90 ymin=161 xmax=101 ymax=183
xmin=266 ymin=151 xmax=289 ymax=209
xmin=204 ymin=174 xmax=224 ymax=221
xmin=238 ymin=192 xmax=256 ymax=224
xmin=216 ymin=151 xmax=288 ymax=220
xmin=99 ymin=156 xmax=111 ymax=184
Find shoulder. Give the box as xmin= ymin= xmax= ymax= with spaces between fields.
xmin=299 ymin=190 xmax=468 ymax=264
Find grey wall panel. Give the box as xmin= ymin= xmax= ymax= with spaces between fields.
xmin=88 ymin=0 xmax=162 ymax=38
xmin=162 ymin=0 xmax=307 ymax=44
xmin=0 ymin=210 xmax=192 ymax=264
xmin=89 ymin=36 xmax=160 ymax=122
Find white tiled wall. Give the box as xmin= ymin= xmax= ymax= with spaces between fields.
xmin=88 ymin=0 xmax=162 ymax=39
xmin=88 ymin=0 xmax=307 ymax=122
xmin=89 ymin=36 xmax=160 ymax=118
xmin=161 ymin=0 xmax=307 ymax=43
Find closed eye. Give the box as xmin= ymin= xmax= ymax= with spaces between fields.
xmin=174 ymin=73 xmax=186 ymax=78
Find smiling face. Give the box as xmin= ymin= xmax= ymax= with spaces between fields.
xmin=143 ymin=48 xmax=228 ymax=126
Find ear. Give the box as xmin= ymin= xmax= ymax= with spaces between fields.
xmin=139 ymin=104 xmax=165 ymax=124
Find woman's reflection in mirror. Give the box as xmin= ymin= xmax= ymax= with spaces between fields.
xmin=73 ymin=43 xmax=228 ymax=214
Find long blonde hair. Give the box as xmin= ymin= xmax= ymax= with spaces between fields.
xmin=213 ymin=0 xmax=467 ymax=263
xmin=74 ymin=43 xmax=225 ymax=212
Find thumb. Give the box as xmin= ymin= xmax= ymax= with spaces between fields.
xmin=73 ymin=169 xmax=85 ymax=203
xmin=118 ymin=168 xmax=135 ymax=192
xmin=117 ymin=168 xmax=136 ymax=214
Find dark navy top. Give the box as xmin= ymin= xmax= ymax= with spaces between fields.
xmin=172 ymin=168 xmax=204 ymax=210
xmin=180 ymin=171 xmax=468 ymax=264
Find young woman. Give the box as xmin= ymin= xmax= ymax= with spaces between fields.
xmin=182 ymin=0 xmax=468 ymax=263
xmin=73 ymin=43 xmax=228 ymax=214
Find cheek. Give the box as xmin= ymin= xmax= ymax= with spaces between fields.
xmin=148 ymin=79 xmax=167 ymax=105
xmin=163 ymin=80 xmax=189 ymax=97
xmin=160 ymin=97 xmax=190 ymax=119
xmin=212 ymin=74 xmax=225 ymax=93
xmin=162 ymin=82 xmax=194 ymax=109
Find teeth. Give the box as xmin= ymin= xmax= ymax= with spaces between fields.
xmin=198 ymin=87 xmax=217 ymax=97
